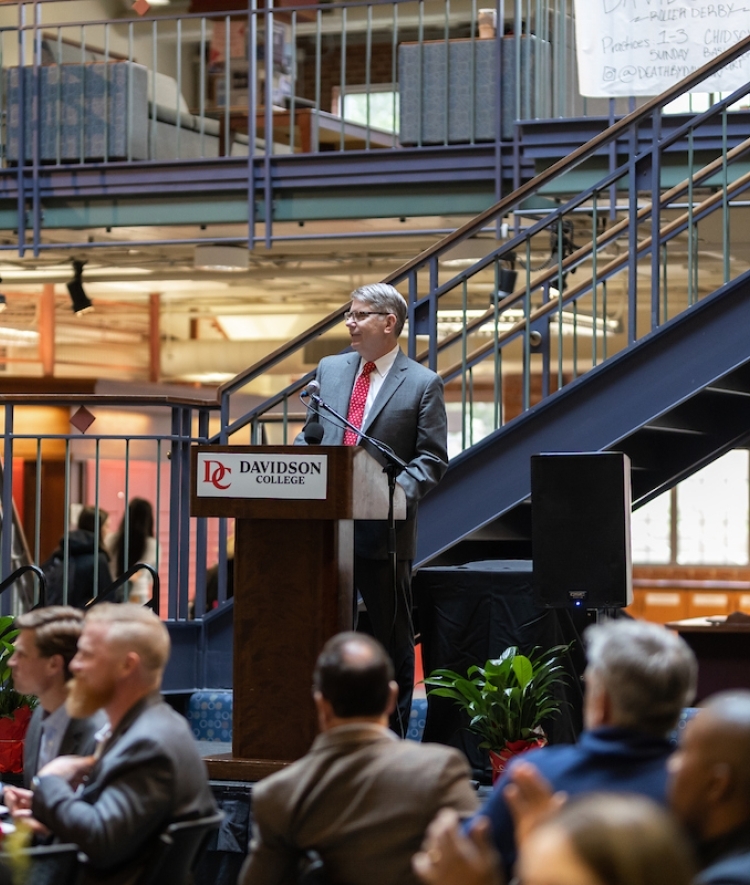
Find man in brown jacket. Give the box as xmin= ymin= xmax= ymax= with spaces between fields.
xmin=240 ymin=632 xmax=478 ymax=885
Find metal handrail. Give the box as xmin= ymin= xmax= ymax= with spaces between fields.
xmin=0 ymin=564 xmax=45 ymax=604
xmin=86 ymin=563 xmax=160 ymax=617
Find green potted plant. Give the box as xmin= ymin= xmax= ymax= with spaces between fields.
xmin=424 ymin=644 xmax=570 ymax=782
xmin=0 ymin=615 xmax=37 ymax=777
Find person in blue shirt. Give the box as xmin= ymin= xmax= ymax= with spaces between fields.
xmin=468 ymin=618 xmax=698 ymax=878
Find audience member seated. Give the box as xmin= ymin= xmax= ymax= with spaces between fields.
xmin=414 ymin=790 xmax=695 ymax=885
xmin=240 ymin=631 xmax=478 ymax=885
xmin=669 ymin=690 xmax=750 ymax=885
xmin=468 ymin=618 xmax=697 ymax=876
xmin=5 ymin=607 xmax=106 ymax=791
xmin=6 ymin=603 xmax=217 ymax=885
xmin=41 ymin=507 xmax=112 ymax=608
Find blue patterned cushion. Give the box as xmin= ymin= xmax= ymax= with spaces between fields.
xmin=406 ymin=696 xmax=428 ymax=742
xmin=187 ymin=690 xmax=233 ymax=742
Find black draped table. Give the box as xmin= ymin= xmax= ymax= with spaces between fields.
xmin=413 ymin=560 xmax=585 ymax=781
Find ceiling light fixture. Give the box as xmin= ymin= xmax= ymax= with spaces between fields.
xmin=194 ymin=245 xmax=249 ymax=273
xmin=67 ymin=260 xmax=94 ymax=314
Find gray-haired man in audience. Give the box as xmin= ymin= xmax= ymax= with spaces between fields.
xmin=467 ymin=618 xmax=698 ymax=876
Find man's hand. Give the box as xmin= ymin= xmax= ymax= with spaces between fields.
xmin=37 ymin=754 xmax=96 ymax=788
xmin=413 ymin=809 xmax=504 ymax=885
xmin=503 ymin=760 xmax=567 ymax=845
xmin=3 ymin=786 xmax=32 ymax=815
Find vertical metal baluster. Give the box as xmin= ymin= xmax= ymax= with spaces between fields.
xmin=523 ymin=237 xmax=531 ymax=412
xmin=687 ymin=126 xmax=695 ymax=306
xmin=365 ymin=4 xmax=372 ymax=149
xmin=315 ymin=8 xmax=322 ymax=151
xmin=340 ymin=5 xmax=347 ymax=151
xmin=63 ymin=439 xmax=72 ymax=605
xmin=391 ymin=3 xmax=398 ymax=146
xmin=123 ymin=438 xmax=131 ymax=585
xmin=650 ymin=106 xmax=661 ymax=331
xmin=176 ymin=17 xmax=182 ymax=159
xmin=493 ymin=257 xmax=502 ymax=430
xmin=461 ymin=278 xmax=469 ymax=450
xmin=93 ymin=438 xmax=101 ymax=598
xmin=557 ymin=217 xmax=564 ymax=390
xmin=591 ymin=193 xmax=598 ymax=368
xmin=194 ymin=415 xmax=208 ymax=618
xmin=290 ymin=11 xmax=297 ymax=153
xmin=722 ymin=106 xmax=729 ymax=285
xmin=443 ymin=0 xmax=450 ymax=146
xmin=417 ymin=0 xmax=423 ymax=149
xmin=155 ymin=437 xmax=162 ymax=610
xmin=151 ymin=20 xmax=157 ymax=159
xmin=1 ymin=406 xmax=14 ymax=595
xmin=199 ymin=17 xmax=206 ymax=156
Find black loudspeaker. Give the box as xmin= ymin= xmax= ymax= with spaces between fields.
xmin=531 ymin=452 xmax=632 ymax=609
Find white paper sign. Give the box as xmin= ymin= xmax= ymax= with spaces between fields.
xmin=196 ymin=452 xmax=328 ymax=500
xmin=573 ymin=0 xmax=750 ymax=97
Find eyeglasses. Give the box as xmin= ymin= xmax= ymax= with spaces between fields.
xmin=343 ymin=310 xmax=388 ymax=322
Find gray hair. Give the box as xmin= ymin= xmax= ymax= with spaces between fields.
xmin=585 ymin=619 xmax=697 ymax=736
xmin=350 ymin=283 xmax=408 ymax=336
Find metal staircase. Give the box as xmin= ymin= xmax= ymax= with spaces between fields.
xmin=417 ymin=269 xmax=750 ymax=565
xmin=214 ymin=34 xmax=750 ymax=572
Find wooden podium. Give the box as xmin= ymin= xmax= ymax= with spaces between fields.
xmin=190 ymin=445 xmax=406 ymax=780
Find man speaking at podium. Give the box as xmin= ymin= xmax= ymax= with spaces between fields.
xmin=297 ymin=283 xmax=448 ymax=737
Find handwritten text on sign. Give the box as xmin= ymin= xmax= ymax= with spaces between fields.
xmin=196 ymin=452 xmax=328 ymax=500
xmin=573 ymin=0 xmax=750 ymax=97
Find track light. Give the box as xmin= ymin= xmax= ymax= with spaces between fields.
xmin=67 ymin=261 xmax=94 ymax=314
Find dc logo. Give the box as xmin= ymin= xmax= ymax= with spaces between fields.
xmin=203 ymin=460 xmax=232 ymax=490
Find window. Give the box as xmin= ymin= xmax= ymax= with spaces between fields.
xmin=332 ymin=84 xmax=399 ymax=133
xmin=632 ymin=449 xmax=750 ymax=565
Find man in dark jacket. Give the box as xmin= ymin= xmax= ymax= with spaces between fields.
xmin=43 ymin=506 xmax=111 ymax=607
xmin=669 ymin=690 xmax=750 ymax=885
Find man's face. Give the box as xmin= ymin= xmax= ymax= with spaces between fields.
xmin=8 ymin=629 xmax=57 ymax=698
xmin=66 ymin=621 xmax=119 ymax=718
xmin=668 ymin=711 xmax=714 ymax=839
xmin=345 ymin=298 xmax=396 ymax=362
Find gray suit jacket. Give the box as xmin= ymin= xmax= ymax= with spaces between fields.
xmin=240 ymin=723 xmax=478 ymax=885
xmin=297 ymin=349 xmax=448 ymax=559
xmin=32 ymin=691 xmax=218 ymax=885
xmin=23 ymin=705 xmax=107 ymax=788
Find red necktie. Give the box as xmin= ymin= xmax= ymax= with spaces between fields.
xmin=343 ymin=361 xmax=377 ymax=445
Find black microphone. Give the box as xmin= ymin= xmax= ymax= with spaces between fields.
xmin=304 ymin=422 xmax=325 ymax=444
xmin=300 ymin=380 xmax=321 ymax=400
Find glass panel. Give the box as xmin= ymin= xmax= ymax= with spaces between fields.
xmin=677 ymin=449 xmax=749 ymax=565
xmin=632 ymin=491 xmax=672 ymax=564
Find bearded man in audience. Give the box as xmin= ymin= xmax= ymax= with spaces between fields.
xmin=7 ymin=603 xmax=217 ymax=885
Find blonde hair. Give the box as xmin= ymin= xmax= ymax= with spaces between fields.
xmin=541 ymin=793 xmax=695 ymax=885
xmin=85 ymin=603 xmax=170 ymax=675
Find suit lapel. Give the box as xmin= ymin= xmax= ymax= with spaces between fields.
xmin=362 ymin=349 xmax=407 ymax=433
xmin=24 ymin=707 xmax=42 ymax=782
xmin=59 ymin=716 xmax=83 ymax=756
